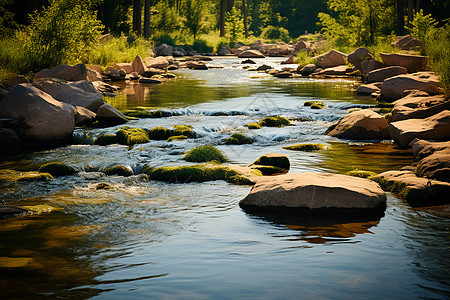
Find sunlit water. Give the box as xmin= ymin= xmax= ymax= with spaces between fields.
xmin=1 ymin=57 xmax=449 ymax=299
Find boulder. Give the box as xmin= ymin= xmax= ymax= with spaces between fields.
xmin=155 ymin=43 xmax=173 ymax=56
xmin=67 ymin=80 xmax=101 ymax=94
xmin=392 ymin=35 xmax=423 ymax=50
xmin=301 ymin=64 xmax=317 ymax=76
xmin=380 ymin=72 xmax=442 ymax=101
xmin=315 ymin=65 xmax=351 ymax=76
xmin=241 ymin=59 xmax=256 ymax=64
xmin=144 ymin=67 xmax=165 ymax=77
xmin=294 ymin=40 xmax=307 ymax=51
xmin=0 ymin=84 xmax=76 ymax=144
xmin=35 ymin=64 xmax=89 ymax=81
xmin=312 ymin=49 xmax=347 ymax=69
xmin=139 ymin=77 xmax=163 ymax=84
xmin=239 ymin=172 xmax=386 ymax=214
xmin=238 ymin=50 xmax=265 ymax=58
xmin=145 ymin=56 xmax=169 ymax=69
xmin=390 ymin=94 xmax=449 ymax=122
xmin=388 ymin=110 xmax=450 ymax=147
xmin=33 ymin=79 xmax=104 ymax=113
xmin=356 ymin=83 xmax=381 ymax=95
xmin=92 ymin=81 xmax=119 ymax=95
xmin=132 ymin=54 xmax=147 ymax=75
xmin=380 ymin=53 xmax=427 ymax=73
xmin=218 ymin=45 xmax=232 ymax=56
xmin=257 ymin=65 xmax=272 ymax=71
xmin=87 ymin=69 xmax=103 ymax=82
xmin=347 ymin=47 xmax=372 ymax=71
xmin=280 ymin=56 xmax=295 ymax=64
xmin=0 ymin=75 xmax=28 ymax=90
xmin=415 ymin=151 xmax=450 ymax=182
xmin=361 ymin=59 xmax=384 ymax=76
xmin=251 ymin=153 xmax=290 ymax=171
xmin=326 ymin=109 xmax=390 ymax=140
xmin=367 ymin=66 xmax=407 ymax=83
xmin=96 ymin=103 xmax=127 ymax=125
xmin=373 ymin=170 xmax=450 ymax=206
xmin=113 ymin=63 xmax=133 ymax=74
xmin=273 ymin=71 xmax=292 ymax=78
xmin=75 ymin=106 xmax=96 ymax=125
xmin=410 ymin=139 xmax=450 ymax=159
xmin=0 ymin=128 xmax=21 ymax=152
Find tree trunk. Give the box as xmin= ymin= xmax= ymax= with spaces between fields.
xmin=242 ymin=0 xmax=248 ymax=38
xmin=144 ymin=0 xmax=151 ymax=39
xmin=407 ymin=0 xmax=414 ymax=26
xmin=396 ymin=0 xmax=405 ymax=34
xmin=416 ymin=0 xmax=420 ymax=12
xmin=220 ymin=0 xmax=226 ymax=37
xmin=133 ymin=0 xmax=142 ymax=36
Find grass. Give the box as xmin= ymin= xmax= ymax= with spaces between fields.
xmin=425 ymin=24 xmax=450 ymax=96
xmin=38 ymin=162 xmax=76 ymax=177
xmin=283 ymin=143 xmax=326 ymax=151
xmin=116 ymin=127 xmax=150 ymax=145
xmin=183 ymin=146 xmax=227 ymax=163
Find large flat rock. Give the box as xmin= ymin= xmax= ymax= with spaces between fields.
xmin=239 ymin=172 xmax=386 ymax=214
xmin=381 ymin=72 xmax=442 ymax=101
xmin=390 ymin=94 xmax=449 ymax=122
xmin=380 ymin=53 xmax=427 ymax=73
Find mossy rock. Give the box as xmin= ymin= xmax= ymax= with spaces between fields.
xmin=104 ymin=165 xmax=134 ymax=177
xmin=310 ymin=102 xmax=325 ymax=109
xmin=345 ymin=169 xmax=377 ymax=179
xmin=147 ymin=127 xmax=172 ymax=140
xmin=251 ymin=165 xmax=284 ymax=175
xmin=116 ymin=126 xmax=150 ymax=145
xmin=94 ymin=134 xmax=118 ymax=146
xmin=223 ymin=133 xmax=254 ymax=145
xmin=376 ymin=101 xmax=394 ymax=108
xmin=167 ymin=135 xmax=188 ymax=142
xmin=258 ymin=116 xmax=291 ymax=127
xmin=123 ymin=109 xmax=168 ymax=119
xmin=141 ymin=164 xmax=154 ymax=175
xmin=304 ymin=101 xmax=316 ymax=106
xmin=283 ymin=143 xmax=326 ymax=152
xmin=246 ymin=123 xmax=262 ymax=129
xmin=149 ymin=164 xmax=254 ymax=185
xmin=20 ymin=205 xmax=62 ymax=214
xmin=95 ymin=182 xmax=115 ymax=190
xmin=184 ymin=145 xmax=227 ymax=163
xmin=38 ymin=162 xmax=76 ymax=177
xmin=252 ymin=153 xmax=290 ymax=170
xmin=0 ymin=169 xmax=53 ymax=182
xmin=173 ymin=125 xmax=195 ymax=138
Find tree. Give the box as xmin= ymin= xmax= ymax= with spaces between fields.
xmin=242 ymin=0 xmax=248 ymax=38
xmin=133 ymin=0 xmax=142 ymax=35
xmin=144 ymin=0 xmax=151 ymax=39
xmin=184 ymin=0 xmax=206 ymax=39
xmin=225 ymin=6 xmax=244 ymax=41
xmin=220 ymin=0 xmax=235 ymax=36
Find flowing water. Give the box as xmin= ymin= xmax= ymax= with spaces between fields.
xmin=0 ymin=58 xmax=449 ymax=299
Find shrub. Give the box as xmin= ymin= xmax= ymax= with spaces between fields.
xmin=192 ymin=39 xmax=213 ymax=53
xmin=425 ymin=24 xmax=450 ymax=96
xmin=406 ymin=10 xmax=438 ymax=42
xmin=38 ymin=162 xmax=76 ymax=177
xmin=183 ymin=145 xmax=227 ymax=163
xmin=258 ymin=116 xmax=291 ymax=127
xmin=116 ymin=127 xmax=150 ymax=145
xmin=283 ymin=143 xmax=326 ymax=151
xmin=261 ymin=25 xmax=290 ymax=43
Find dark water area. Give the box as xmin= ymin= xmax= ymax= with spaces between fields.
xmin=1 ymin=57 xmax=449 ymax=299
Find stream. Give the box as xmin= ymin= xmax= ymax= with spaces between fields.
xmin=0 ymin=57 xmax=449 ymax=299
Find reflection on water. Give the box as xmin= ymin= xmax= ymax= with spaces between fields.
xmin=1 ymin=58 xmax=449 ymax=299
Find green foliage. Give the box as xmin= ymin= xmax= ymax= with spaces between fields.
xmin=25 ymin=0 xmax=103 ymax=71
xmin=424 ymin=23 xmax=450 ymax=95
xmin=258 ymin=116 xmax=291 ymax=127
xmin=406 ymin=10 xmax=438 ymax=42
xmin=152 ymin=34 xmax=177 ymax=46
xmin=104 ymin=165 xmax=134 ymax=177
xmin=223 ymin=133 xmax=254 ymax=145
xmin=0 ymin=169 xmax=53 ymax=182
xmin=151 ymin=1 xmax=184 ymax=36
xmin=283 ymin=143 xmax=326 ymax=151
xmin=183 ymin=145 xmax=227 ymax=163
xmin=94 ymin=134 xmax=118 ymax=146
xmin=116 ymin=127 xmax=150 ymax=145
xmin=246 ymin=123 xmax=262 ymax=129
xmin=184 ymin=0 xmax=206 ymax=39
xmin=296 ymin=50 xmax=317 ymax=68
xmin=192 ymin=39 xmax=213 ymax=53
xmin=225 ymin=7 xmax=244 ymax=41
xmin=0 ymin=0 xmax=17 ymax=38
xmin=261 ymin=25 xmax=290 ymax=43
xmin=38 ymin=162 xmax=76 ymax=177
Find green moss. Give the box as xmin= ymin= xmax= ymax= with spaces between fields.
xmin=116 ymin=126 xmax=150 ymax=145
xmin=141 ymin=164 xmax=154 ymax=175
xmin=310 ymin=102 xmax=325 ymax=109
xmin=167 ymin=135 xmax=188 ymax=142
xmin=20 ymin=205 xmax=62 ymax=214
xmin=377 ymin=108 xmax=392 ymax=114
xmin=345 ymin=169 xmax=378 ymax=179
xmin=283 ymin=143 xmax=326 ymax=152
xmin=223 ymin=133 xmax=254 ymax=145
xmin=149 ymin=163 xmax=254 ymax=185
xmin=173 ymin=125 xmax=195 ymax=138
xmin=184 ymin=145 xmax=227 ymax=163
xmin=38 ymin=162 xmax=76 ymax=177
xmin=304 ymin=101 xmax=315 ymax=106
xmin=252 ymin=154 xmax=290 ymax=170
xmin=147 ymin=127 xmax=172 ymax=140
xmin=0 ymin=169 xmax=53 ymax=182
xmin=94 ymin=134 xmax=118 ymax=146
xmin=95 ymin=182 xmax=115 ymax=190
xmin=376 ymin=101 xmax=394 ymax=108
xmin=246 ymin=123 xmax=262 ymax=129
xmin=258 ymin=116 xmax=291 ymax=127
xmin=123 ymin=109 xmax=167 ymax=119
xmin=104 ymin=165 xmax=134 ymax=177
xmin=251 ymin=165 xmax=284 ymax=175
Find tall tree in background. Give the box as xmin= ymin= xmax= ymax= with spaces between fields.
xmin=242 ymin=0 xmax=248 ymax=38
xmin=133 ymin=0 xmax=142 ymax=35
xmin=184 ymin=0 xmax=206 ymax=39
xmin=144 ymin=0 xmax=151 ymax=38
xmin=220 ymin=0 xmax=235 ymax=36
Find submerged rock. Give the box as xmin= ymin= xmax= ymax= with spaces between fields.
xmin=0 ymin=206 xmax=29 ymax=220
xmin=104 ymin=165 xmax=134 ymax=177
xmin=223 ymin=133 xmax=254 ymax=145
xmin=283 ymin=143 xmax=326 ymax=152
xmin=239 ymin=172 xmax=386 ymax=215
xmin=0 ymin=169 xmax=53 ymax=182
xmin=251 ymin=153 xmax=290 ymax=171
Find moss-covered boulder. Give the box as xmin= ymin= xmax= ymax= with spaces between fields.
xmin=283 ymin=143 xmax=326 ymax=152
xmin=251 ymin=165 xmax=284 ymax=175
xmin=173 ymin=125 xmax=195 ymax=138
xmin=251 ymin=153 xmax=290 ymax=171
xmin=258 ymin=116 xmax=291 ymax=127
xmin=183 ymin=145 xmax=227 ymax=163
xmin=123 ymin=108 xmax=168 ymax=119
xmin=345 ymin=169 xmax=377 ymax=179
xmin=116 ymin=126 xmax=150 ymax=145
xmin=304 ymin=101 xmax=316 ymax=106
xmin=104 ymin=165 xmax=134 ymax=177
xmin=310 ymin=102 xmax=326 ymax=109
xmin=223 ymin=133 xmax=254 ymax=145
xmin=167 ymin=135 xmax=188 ymax=142
xmin=0 ymin=169 xmax=53 ymax=182
xmin=95 ymin=182 xmax=115 ymax=190
xmin=38 ymin=162 xmax=76 ymax=177
xmin=149 ymin=163 xmax=254 ymax=185
xmin=94 ymin=134 xmax=118 ymax=146
xmin=246 ymin=123 xmax=262 ymax=129
xmin=147 ymin=127 xmax=172 ymax=140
